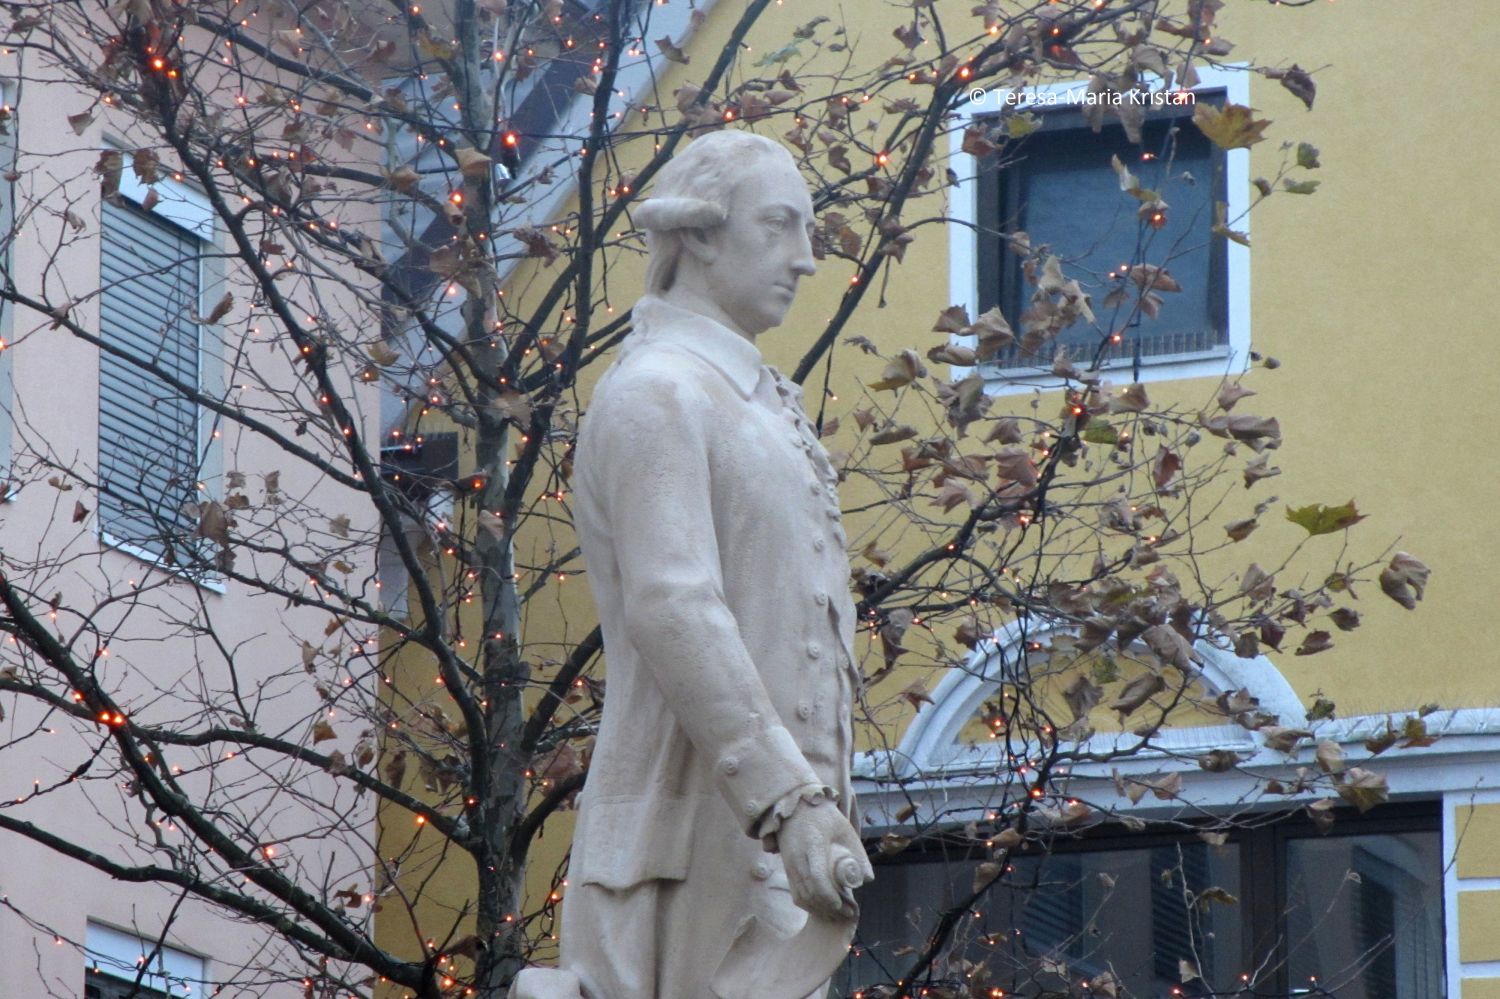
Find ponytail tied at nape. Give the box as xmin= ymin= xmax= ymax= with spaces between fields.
xmin=634 ymin=196 xmax=727 ymax=232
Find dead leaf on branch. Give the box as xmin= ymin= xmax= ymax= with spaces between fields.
xmin=513 ymin=226 xmax=560 ymax=264
xmin=1379 ymin=552 xmax=1430 ymax=610
xmin=1261 ymin=725 xmax=1312 ymax=753
xmin=880 ymin=608 xmax=915 ymax=668
xmin=1198 ymin=749 xmax=1243 ymax=773
xmin=454 ymin=146 xmax=492 ymax=178
xmin=1243 ymin=453 xmax=1281 ymax=488
xmin=1225 ymin=518 xmax=1258 ymax=541
xmin=869 ymin=423 xmax=918 ymax=446
xmin=1263 ymin=64 xmax=1316 ymax=110
xmin=94 ymin=149 xmax=122 ymax=201
xmin=1217 ymin=381 xmax=1255 ymax=411
xmin=1109 ymin=672 xmax=1166 ymax=719
xmin=1152 ymin=448 xmax=1181 ymax=490
xmin=1109 ymin=382 xmax=1150 ymax=414
xmin=1141 ymin=624 xmax=1199 ymax=673
xmin=932 ymin=305 xmax=970 ymax=334
xmin=927 ymin=343 xmax=976 ymax=366
xmin=1203 ymin=413 xmax=1281 ymax=452
xmin=194 ymin=500 xmax=232 ymax=547
xmin=1315 ymin=739 xmax=1345 ymax=775
xmin=1336 ymin=767 xmax=1389 ymax=813
xmin=1063 ymin=674 xmax=1102 ymax=721
xmin=1295 ymin=630 xmax=1334 ymax=656
xmin=193 ymin=292 xmax=234 ymax=326
xmin=131 ymin=148 xmax=160 ymax=185
xmin=654 ymin=35 xmax=689 ymax=64
xmin=1193 ymin=102 xmax=1271 ymax=150
xmin=868 ymin=350 xmax=927 ymax=392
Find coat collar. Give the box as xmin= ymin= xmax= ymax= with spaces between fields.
xmin=630 ymin=295 xmax=764 ymax=399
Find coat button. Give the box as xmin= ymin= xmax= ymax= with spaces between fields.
xmin=814 ymin=591 xmax=829 ymax=607
xmin=745 ymin=799 xmax=761 ymax=817
xmin=751 ymin=858 xmax=774 ymax=881
xmin=806 ymin=642 xmax=821 ymax=659
xmin=812 ymin=537 xmax=826 ymax=552
xmin=720 ymin=756 xmax=740 ymax=776
xmin=797 ymin=702 xmax=813 ymax=720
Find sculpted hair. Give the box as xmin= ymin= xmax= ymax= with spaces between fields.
xmin=638 ymin=131 xmax=797 ymax=294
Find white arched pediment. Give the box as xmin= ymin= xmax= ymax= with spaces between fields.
xmin=854 ymin=619 xmax=1306 ymax=781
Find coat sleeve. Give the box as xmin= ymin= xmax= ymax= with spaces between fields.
xmin=587 ymin=363 xmax=823 ymax=836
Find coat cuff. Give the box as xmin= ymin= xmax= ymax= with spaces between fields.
xmin=754 ymin=783 xmax=838 ymax=851
xmin=714 ymin=723 xmax=821 ymax=836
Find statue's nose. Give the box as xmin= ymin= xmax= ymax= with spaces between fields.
xmin=790 ymin=228 xmax=816 ymax=277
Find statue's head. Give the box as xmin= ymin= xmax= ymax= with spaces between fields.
xmin=636 ymin=130 xmax=816 ymax=339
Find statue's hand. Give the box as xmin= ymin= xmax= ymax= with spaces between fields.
xmin=775 ymin=798 xmax=874 ymax=921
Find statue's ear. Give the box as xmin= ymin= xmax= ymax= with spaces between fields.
xmin=677 ymin=224 xmax=721 ymax=266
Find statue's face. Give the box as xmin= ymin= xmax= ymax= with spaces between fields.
xmin=700 ymin=156 xmax=817 ymax=338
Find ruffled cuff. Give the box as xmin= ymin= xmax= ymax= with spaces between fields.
xmin=754 ymin=782 xmax=837 ymax=852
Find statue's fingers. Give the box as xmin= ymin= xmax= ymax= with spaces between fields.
xmin=803 ymin=848 xmax=842 ymax=918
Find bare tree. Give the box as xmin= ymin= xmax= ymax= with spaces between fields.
xmin=0 ymin=1 xmax=1430 ymax=997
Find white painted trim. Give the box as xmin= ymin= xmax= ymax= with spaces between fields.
xmin=946 ymin=66 xmax=1251 ymax=395
xmin=116 ymin=162 xmax=214 ymax=242
xmin=96 ymin=155 xmax=227 ymax=594
xmin=857 ymin=710 xmax=1500 ymax=829
xmin=1446 ymin=791 xmax=1465 ymax=999
xmin=84 ymin=921 xmax=206 ymax=997
xmin=1447 ymin=787 xmax=1500 ymax=998
xmin=99 ymin=530 xmax=226 ymax=595
xmin=853 ymin=617 xmax=1302 ymax=782
xmin=1460 ymin=877 xmax=1500 ymax=891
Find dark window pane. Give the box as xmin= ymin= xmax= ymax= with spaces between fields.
xmin=1285 ymin=832 xmax=1443 ymax=999
xmin=985 ymin=101 xmax=1227 ymax=370
xmin=843 ymin=841 xmax=1242 ymax=997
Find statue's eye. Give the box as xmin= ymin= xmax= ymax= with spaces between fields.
xmin=764 ymin=216 xmax=789 ymax=232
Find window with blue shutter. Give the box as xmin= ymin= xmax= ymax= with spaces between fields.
xmin=976 ymin=93 xmax=1227 ymax=373
xmin=97 ymin=198 xmax=203 ymax=564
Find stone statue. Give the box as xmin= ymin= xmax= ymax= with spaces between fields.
xmin=519 ymin=130 xmax=873 ymax=999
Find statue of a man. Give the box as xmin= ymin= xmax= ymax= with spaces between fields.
xmin=559 ymin=130 xmax=874 ymax=999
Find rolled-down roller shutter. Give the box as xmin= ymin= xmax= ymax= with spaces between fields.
xmin=98 ymin=198 xmax=201 ymax=561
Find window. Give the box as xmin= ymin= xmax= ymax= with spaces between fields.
xmin=840 ymin=807 xmax=1443 ymax=999
xmin=949 ymin=68 xmax=1250 ymax=390
xmin=84 ymin=922 xmax=205 ymax=999
xmin=96 ymin=167 xmax=212 ymax=566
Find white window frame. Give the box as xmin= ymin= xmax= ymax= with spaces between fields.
xmin=97 ymin=155 xmax=225 ymax=592
xmin=84 ymin=921 xmax=207 ymax=998
xmin=948 ymin=66 xmax=1251 ymax=395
